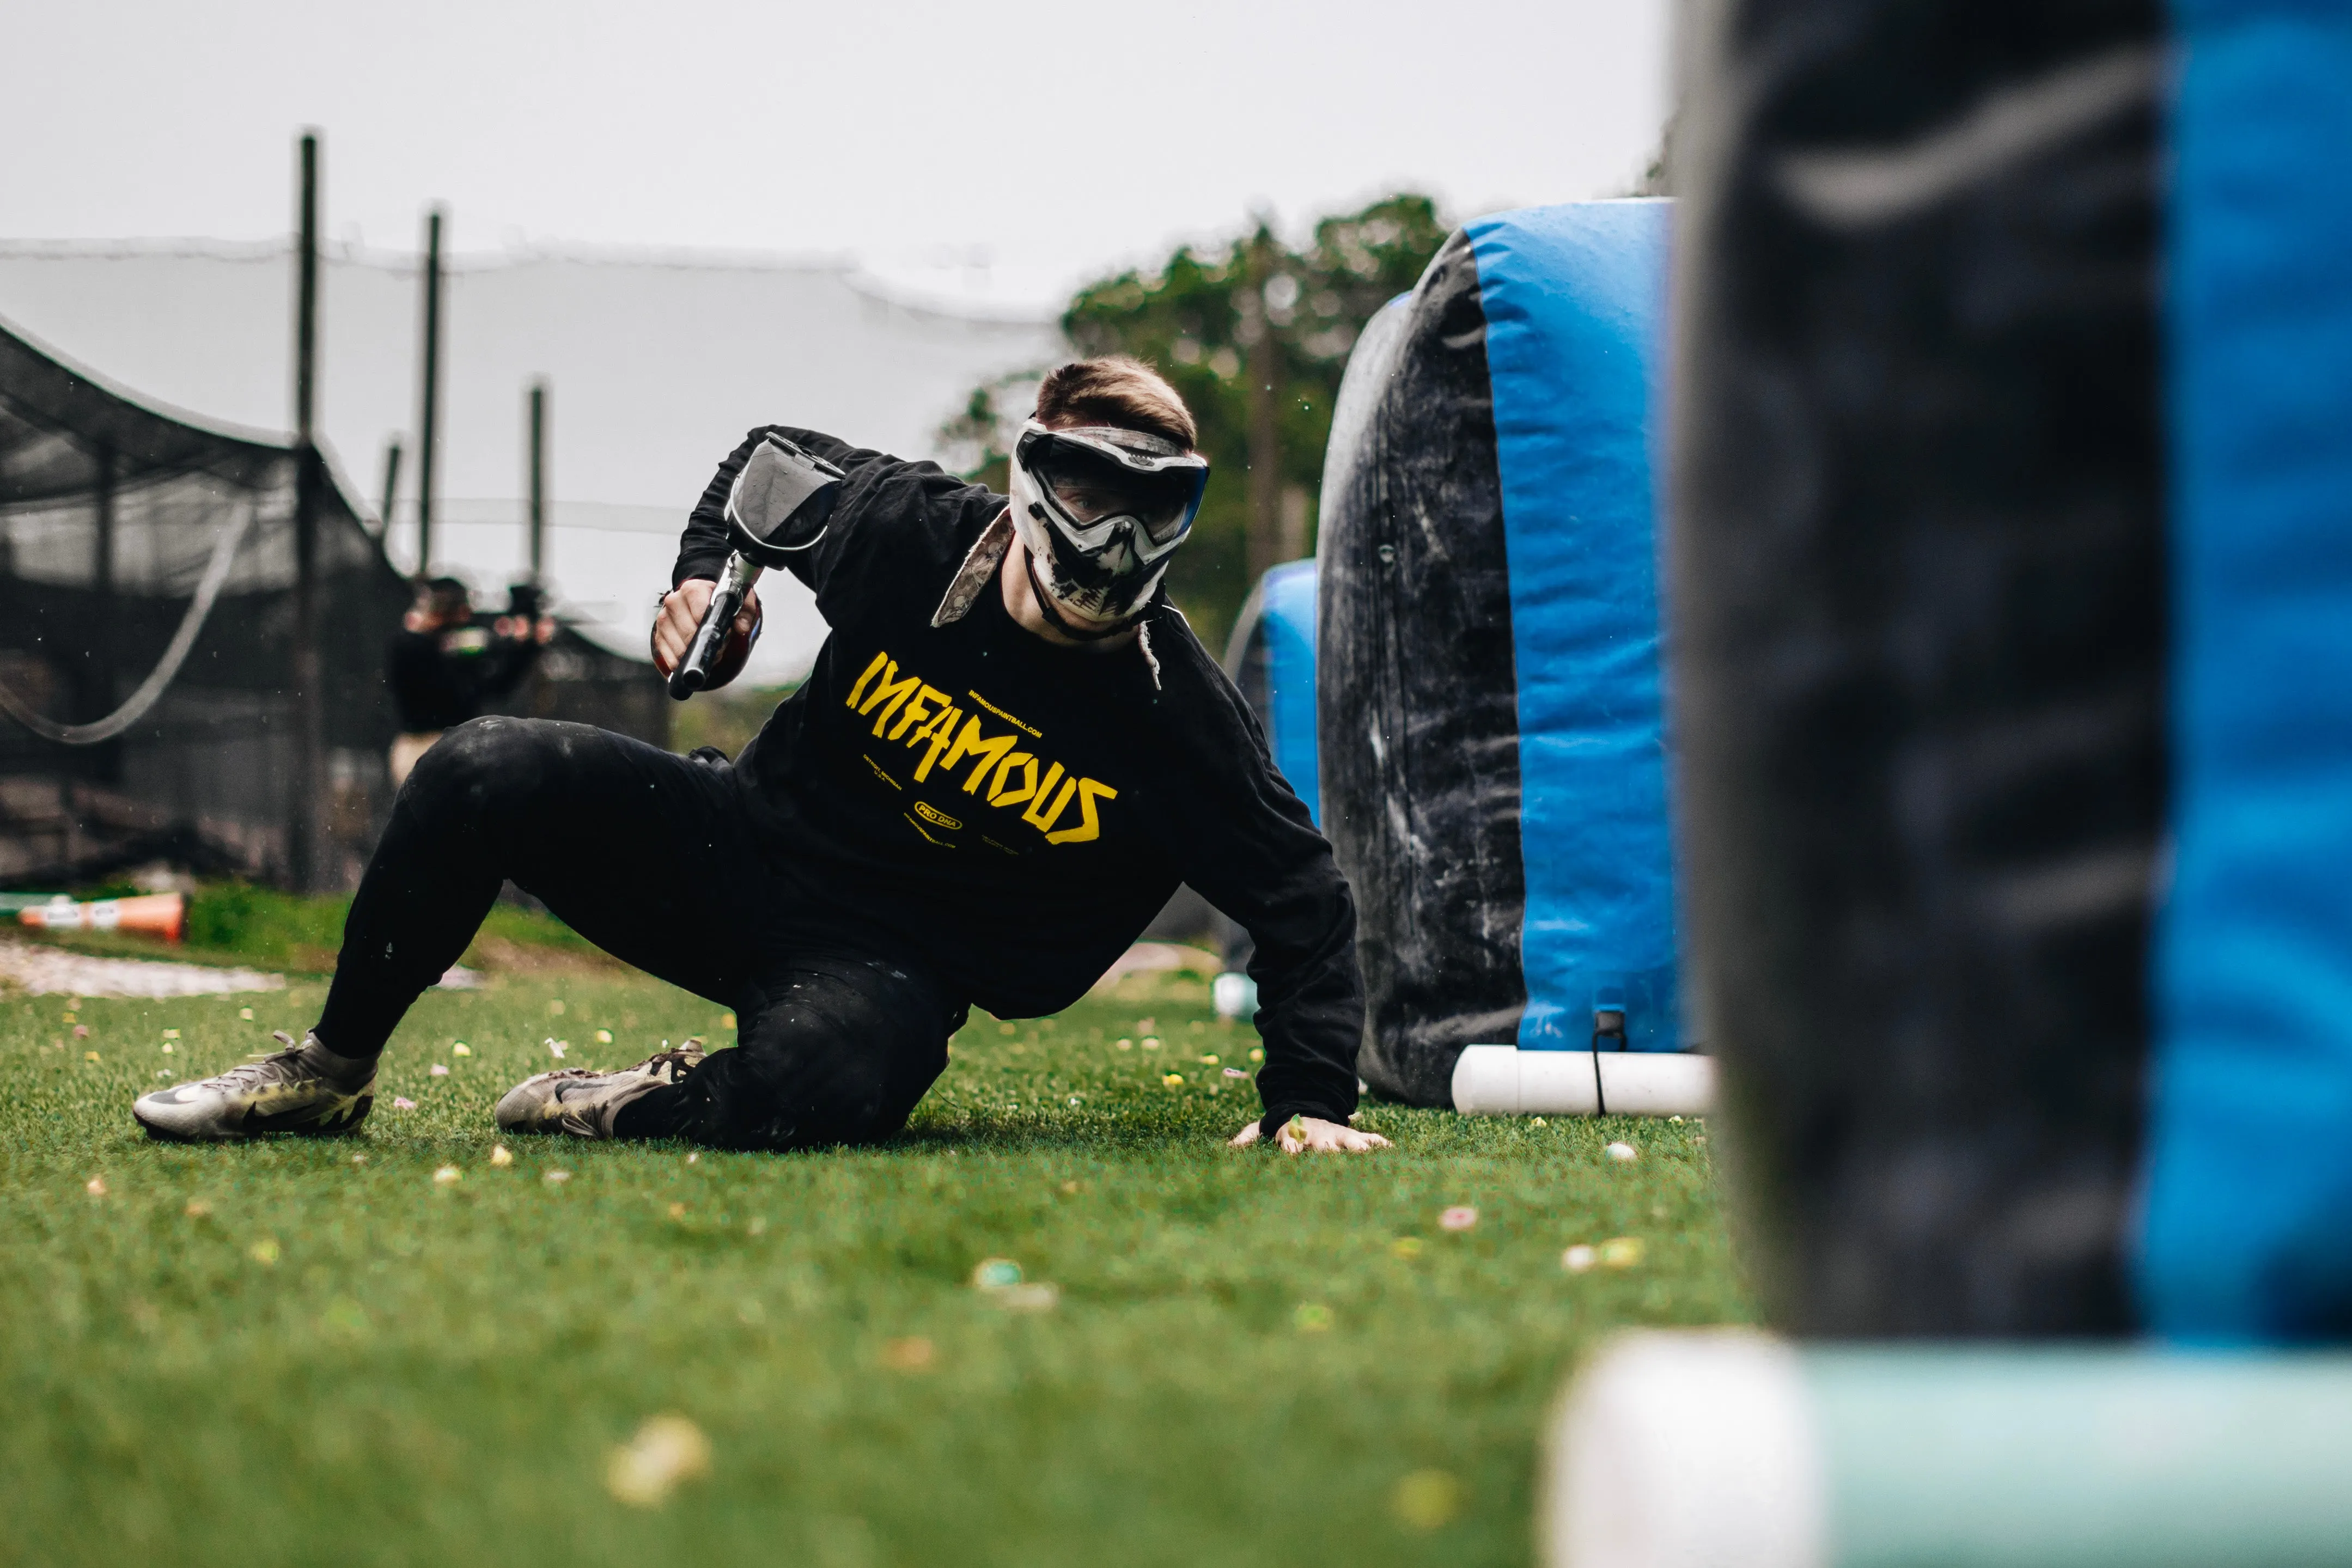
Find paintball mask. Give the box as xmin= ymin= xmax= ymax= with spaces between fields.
xmin=1008 ymin=421 xmax=1208 ymax=627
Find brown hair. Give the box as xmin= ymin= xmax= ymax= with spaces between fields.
xmin=1032 ymin=356 xmax=1197 ymax=450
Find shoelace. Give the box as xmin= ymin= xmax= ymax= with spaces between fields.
xmin=544 ymin=1047 xmax=701 ymax=1093
xmin=198 ymin=1035 xmax=312 ymax=1091
xmin=200 ymin=1032 xmax=372 ymax=1095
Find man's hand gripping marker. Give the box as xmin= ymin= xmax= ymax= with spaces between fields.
xmin=665 ymin=434 xmax=844 ymax=700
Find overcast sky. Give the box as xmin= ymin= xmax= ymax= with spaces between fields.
xmin=7 ymin=0 xmax=1671 ymax=308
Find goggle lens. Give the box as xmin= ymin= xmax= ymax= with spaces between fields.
xmin=1032 ymin=444 xmax=1202 ymax=542
xmin=1020 ymin=429 xmax=1207 ymax=545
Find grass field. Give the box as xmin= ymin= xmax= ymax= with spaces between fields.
xmin=1 ymin=961 xmax=1748 ymax=1568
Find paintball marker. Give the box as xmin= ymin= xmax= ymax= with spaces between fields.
xmin=668 ymin=433 xmax=844 ymax=700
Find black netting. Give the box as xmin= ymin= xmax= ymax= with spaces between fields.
xmin=0 ymin=318 xmax=666 ymax=889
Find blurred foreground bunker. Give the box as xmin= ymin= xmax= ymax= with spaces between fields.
xmin=1549 ymin=0 xmax=2352 ymax=1561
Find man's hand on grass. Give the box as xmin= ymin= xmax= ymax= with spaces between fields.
xmin=1229 ymin=1114 xmax=1392 ymax=1154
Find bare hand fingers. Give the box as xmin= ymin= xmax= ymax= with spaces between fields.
xmin=1298 ymin=1124 xmax=1389 ymax=1154
xmin=1241 ymin=1115 xmax=1392 ymax=1154
xmin=649 ymin=597 xmax=681 ymax=672
xmin=651 ymin=582 xmax=715 ymax=673
xmin=665 ymin=582 xmax=714 ymax=647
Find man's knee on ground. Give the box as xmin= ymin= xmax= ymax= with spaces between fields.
xmin=399 ymin=717 xmax=572 ymax=829
xmin=679 ymin=1036 xmax=917 ymax=1152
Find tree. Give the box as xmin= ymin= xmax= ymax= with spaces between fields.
xmin=933 ymin=372 xmax=1037 ymax=498
xmin=940 ymin=193 xmax=1449 ymax=652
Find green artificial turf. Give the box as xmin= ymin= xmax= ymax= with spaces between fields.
xmin=0 ymin=968 xmax=1750 ymax=1568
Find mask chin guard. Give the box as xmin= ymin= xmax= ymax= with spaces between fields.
xmin=1023 ymin=548 xmax=1138 ymax=642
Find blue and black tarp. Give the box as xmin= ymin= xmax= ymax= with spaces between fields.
xmin=1318 ymin=200 xmax=1678 ymax=1107
xmin=1670 ymin=0 xmax=2352 ymax=1343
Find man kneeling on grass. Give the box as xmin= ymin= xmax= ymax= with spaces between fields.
xmin=135 ymin=358 xmax=1386 ymax=1157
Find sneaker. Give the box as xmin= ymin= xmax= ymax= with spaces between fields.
xmin=494 ymin=1043 xmax=706 ymax=1139
xmin=133 ymin=1031 xmax=377 ymax=1142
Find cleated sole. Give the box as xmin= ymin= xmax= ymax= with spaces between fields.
xmin=246 ymin=1093 xmax=375 ymax=1137
xmin=133 ymin=1091 xmax=374 ymax=1143
xmin=133 ymin=1112 xmax=215 ymax=1144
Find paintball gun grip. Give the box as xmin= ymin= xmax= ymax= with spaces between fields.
xmin=667 ymin=555 xmax=763 ymax=700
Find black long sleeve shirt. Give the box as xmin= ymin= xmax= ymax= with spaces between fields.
xmin=674 ymin=426 xmax=1364 ymax=1133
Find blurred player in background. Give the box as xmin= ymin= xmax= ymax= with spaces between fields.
xmin=385 ymin=577 xmax=555 ymax=786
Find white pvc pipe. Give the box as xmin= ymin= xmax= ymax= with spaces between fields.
xmin=1546 ymin=1330 xmax=1824 ymax=1568
xmin=1451 ymin=1045 xmax=1715 ymax=1116
xmin=1545 ymin=1331 xmax=2352 ymax=1568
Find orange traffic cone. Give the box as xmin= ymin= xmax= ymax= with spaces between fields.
xmin=19 ymin=892 xmax=185 ymax=943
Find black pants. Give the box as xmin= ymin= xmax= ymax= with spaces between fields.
xmin=319 ymin=717 xmax=963 ymax=1150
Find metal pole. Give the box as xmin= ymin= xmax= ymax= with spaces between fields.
xmin=296 ymin=137 xmax=318 ymax=445
xmin=378 ymin=437 xmax=402 ymax=538
xmin=416 ymin=207 xmax=444 ymax=577
xmin=527 ymin=380 xmax=546 ymax=583
xmin=290 ymin=129 xmax=326 ymax=890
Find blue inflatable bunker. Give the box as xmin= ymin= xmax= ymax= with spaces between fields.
xmin=1317 ymin=200 xmax=1677 ymax=1107
xmin=1222 ymin=559 xmax=1320 ymax=828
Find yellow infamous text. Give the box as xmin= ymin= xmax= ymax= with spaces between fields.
xmin=1046 ymin=778 xmax=1118 ymax=845
xmin=886 ymin=685 xmax=950 ymax=742
xmin=989 ymin=752 xmax=1038 ymax=807
xmin=846 ymin=650 xmax=891 ymax=709
xmin=941 ymin=717 xmax=1016 ymax=794
xmin=846 ymin=646 xmax=1119 ymax=850
xmin=1021 ymin=763 xmax=1071 ymax=831
xmin=858 ymin=663 xmax=921 ymax=736
xmin=909 ymin=704 xmax=965 ymax=781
